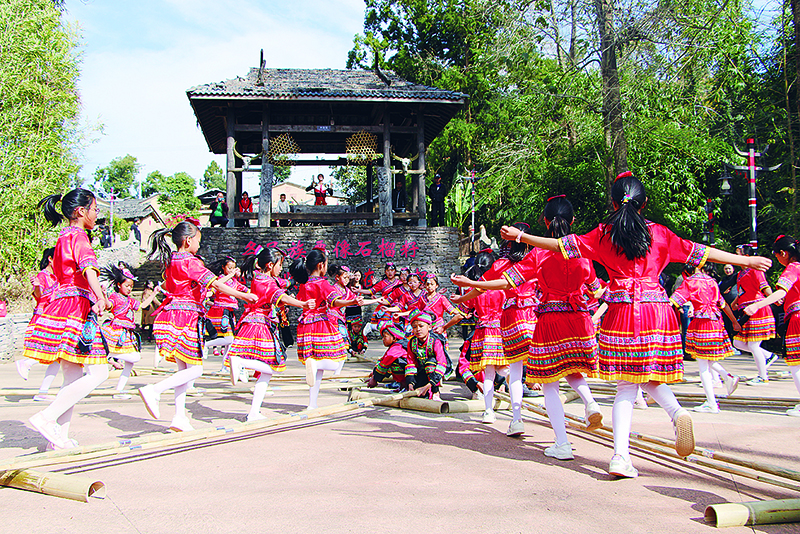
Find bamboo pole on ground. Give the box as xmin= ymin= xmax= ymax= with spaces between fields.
xmin=0 ymin=390 xmax=421 ymax=473
xmin=495 ymin=392 xmax=800 ymax=492
xmin=582 ymin=385 xmax=798 ymax=407
xmin=0 ymin=469 xmax=105 ymax=503
xmin=705 ymin=499 xmax=800 ymax=528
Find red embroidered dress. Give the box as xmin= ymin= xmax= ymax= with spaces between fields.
xmin=228 ymin=272 xmax=288 ymax=371
xmin=776 ymin=262 xmax=800 ymax=365
xmin=481 ymin=255 xmax=539 ymax=362
xmin=423 ymin=292 xmax=461 ymax=331
xmin=23 ymin=226 xmax=105 ymax=365
xmin=461 ymin=290 xmax=506 ymax=372
xmin=558 ymin=222 xmax=709 ymax=383
xmin=206 ymin=276 xmax=247 ymax=339
xmin=153 ymin=251 xmax=217 ymax=365
xmin=296 ymin=276 xmax=347 ymax=363
xmin=670 ymin=272 xmax=733 ymax=361
xmin=24 ymin=269 xmax=58 ymax=339
xmin=733 ymin=268 xmax=776 ymax=343
xmin=101 ymin=292 xmax=140 ymax=354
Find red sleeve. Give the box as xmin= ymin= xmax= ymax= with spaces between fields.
xmin=777 ymin=264 xmax=800 ymax=293
xmin=74 ymin=231 xmax=99 ymax=275
xmin=670 ymin=283 xmax=691 ymax=308
xmin=187 ymin=257 xmax=217 ymax=289
xmin=663 ymin=226 xmax=709 ymax=268
xmin=558 ymin=227 xmax=604 ymax=261
xmin=503 ymin=251 xmax=537 ymax=288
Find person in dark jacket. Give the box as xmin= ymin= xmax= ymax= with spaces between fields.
xmin=429 ymin=174 xmax=447 ymax=227
xmin=209 ymin=192 xmax=228 ymax=227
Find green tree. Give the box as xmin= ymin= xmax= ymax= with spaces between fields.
xmin=201 ymin=160 xmax=225 ymax=190
xmin=0 ymin=0 xmax=81 ymax=281
xmin=94 ymin=154 xmax=140 ymax=199
xmin=155 ymin=171 xmax=200 ymax=216
xmin=141 ymin=170 xmax=165 ymax=197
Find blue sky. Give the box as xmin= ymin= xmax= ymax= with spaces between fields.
xmin=64 ymin=0 xmax=367 ymax=193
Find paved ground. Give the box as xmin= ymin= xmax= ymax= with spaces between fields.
xmin=0 ymin=344 xmax=798 ymax=534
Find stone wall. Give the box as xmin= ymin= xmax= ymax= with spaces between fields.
xmin=0 ymin=313 xmax=32 ymax=362
xmin=132 ymin=227 xmax=464 ymax=338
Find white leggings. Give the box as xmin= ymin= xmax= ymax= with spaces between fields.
xmin=482 ymin=365 xmax=509 ymax=413
xmin=733 ymin=339 xmax=770 ymax=380
xmin=40 ymin=361 xmax=109 ymax=439
xmin=307 ymin=359 xmax=344 ymax=409
xmin=113 ymin=351 xmax=141 ymax=392
xmin=542 ymin=374 xmax=597 ymax=445
xmin=152 ymin=360 xmax=203 ymax=420
xmin=698 ymin=359 xmax=728 ymax=406
xmin=790 ymin=365 xmax=800 ymax=397
xmin=19 ymin=360 xmax=61 ymax=394
xmin=238 ymin=359 xmax=277 ymax=419
xmin=612 ymin=380 xmax=681 ymax=460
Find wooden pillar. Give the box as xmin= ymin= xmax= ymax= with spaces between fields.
xmin=416 ymin=108 xmax=427 ymax=227
xmin=366 ymin=161 xmax=374 ymax=226
xmin=259 ymin=105 xmax=273 ymax=227
xmin=379 ymin=110 xmax=393 ymax=227
xmin=225 ymin=105 xmax=236 ymax=228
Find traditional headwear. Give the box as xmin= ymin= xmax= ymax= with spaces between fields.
xmin=120 ymin=265 xmax=137 ymax=281
xmin=380 ymin=323 xmax=406 ymax=340
xmin=409 ymin=310 xmax=433 ymax=325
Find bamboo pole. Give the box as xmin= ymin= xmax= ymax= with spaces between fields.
xmin=495 ymin=392 xmax=800 ymax=491
xmin=399 ymin=397 xmax=449 ymax=413
xmin=705 ymin=499 xmax=800 ymax=528
xmin=582 ymin=385 xmax=799 ymax=407
xmin=0 ymin=469 xmax=105 ymax=503
xmin=0 ymin=390 xmax=421 ymax=473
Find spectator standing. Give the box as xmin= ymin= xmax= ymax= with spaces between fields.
xmin=429 ymin=173 xmax=447 ymax=227
xmin=236 ymin=191 xmax=253 ymax=228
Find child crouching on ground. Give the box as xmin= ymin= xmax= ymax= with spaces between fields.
xmin=404 ymin=311 xmax=449 ymax=401
xmin=366 ymin=323 xmax=408 ymax=388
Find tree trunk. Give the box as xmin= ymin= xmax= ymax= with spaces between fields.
xmin=595 ymin=0 xmax=628 ymax=199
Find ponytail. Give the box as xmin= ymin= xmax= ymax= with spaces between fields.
xmin=148 ymin=220 xmax=199 ymax=270
xmin=38 ymin=188 xmax=96 ymax=227
xmin=241 ymin=247 xmax=284 ymax=282
xmin=289 ymin=248 xmax=326 ymax=284
xmin=469 ymin=250 xmax=496 ymax=280
xmin=542 ymin=195 xmax=574 ymax=239
xmin=603 ymin=173 xmax=651 ymax=260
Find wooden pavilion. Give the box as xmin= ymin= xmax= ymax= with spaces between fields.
xmin=186 ymin=57 xmax=467 ymax=227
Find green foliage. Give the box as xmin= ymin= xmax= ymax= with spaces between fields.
xmin=201 ymin=160 xmax=225 ymax=190
xmin=0 ymin=0 xmax=81 ymax=279
xmin=143 ymin=170 xmax=200 ymax=216
xmin=330 ymin=166 xmax=368 ymax=204
xmin=94 ymin=154 xmax=140 ymax=199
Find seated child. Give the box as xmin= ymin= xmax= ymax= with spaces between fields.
xmin=366 ymin=323 xmax=408 ymax=387
xmin=404 ymin=311 xmax=449 ymax=401
xmin=348 ymin=318 xmax=368 ymax=356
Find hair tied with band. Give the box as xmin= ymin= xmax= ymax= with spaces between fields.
xmin=546 ymin=194 xmax=566 ymax=202
xmin=621 ymin=193 xmax=634 ymax=204
xmin=775 ymin=235 xmax=786 ymax=245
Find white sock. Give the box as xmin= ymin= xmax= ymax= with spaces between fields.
xmin=508 ymin=360 xmax=523 ymax=421
xmin=543 ymin=381 xmax=568 ymax=445
xmin=612 ymin=381 xmax=637 ymax=460
xmin=483 ymin=365 xmax=496 ymax=413
xmin=640 ymin=381 xmax=682 ymax=420
xmin=307 ymin=359 xmax=340 ymax=409
xmin=41 ymin=361 xmax=109 ymax=423
xmin=635 ymin=386 xmax=645 ymax=405
xmin=790 ymin=365 xmax=800 ymax=396
xmin=114 ymin=352 xmax=141 ymax=392
xmin=734 ymin=339 xmax=768 ymax=380
xmin=564 ymin=373 xmax=595 ymax=408
xmin=697 ymin=360 xmax=717 ymax=407
xmin=37 ymin=362 xmax=61 ymax=394
xmin=239 ymin=359 xmax=276 ymax=418
xmin=20 ymin=359 xmax=35 ymax=373
xmin=169 ymin=362 xmax=203 ymax=420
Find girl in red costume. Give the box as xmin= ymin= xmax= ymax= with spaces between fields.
xmin=228 ymin=246 xmax=313 ymax=421
xmin=139 ymin=221 xmax=256 ymax=432
xmin=500 ymin=173 xmax=770 ymax=478
xmin=289 ymin=248 xmax=363 ymax=409
xmin=24 ymin=189 xmax=110 ymax=449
